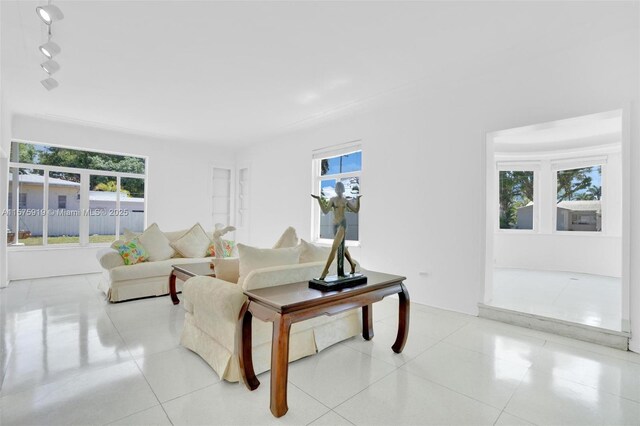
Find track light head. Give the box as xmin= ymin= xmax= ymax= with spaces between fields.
xmin=38 ymin=41 xmax=61 ymax=59
xmin=41 ymin=78 xmax=59 ymax=91
xmin=36 ymin=5 xmax=64 ymax=25
xmin=40 ymin=59 xmax=60 ymax=75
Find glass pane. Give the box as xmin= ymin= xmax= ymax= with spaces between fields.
xmin=47 ymin=171 xmax=81 ymax=245
xmin=318 ymin=177 xmax=360 ymax=241
xmin=120 ymin=177 xmax=145 ymax=234
xmin=499 ymin=171 xmax=534 ymax=230
xmin=7 ymin=167 xmax=44 ymax=246
xmin=89 ymin=175 xmax=118 ymax=244
xmin=556 ymin=166 xmax=602 ymax=232
xmin=11 ymin=141 xmax=146 ymax=173
xmin=320 ymin=151 xmax=362 ymax=176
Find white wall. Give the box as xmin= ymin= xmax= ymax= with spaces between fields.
xmin=237 ymin=26 xmax=638 ymax=316
xmin=2 ymin=115 xmax=234 ymax=280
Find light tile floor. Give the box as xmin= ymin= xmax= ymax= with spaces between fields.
xmin=491 ymin=268 xmax=622 ymax=331
xmin=1 ymin=273 xmax=639 ymax=425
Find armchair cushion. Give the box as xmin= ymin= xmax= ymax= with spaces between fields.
xmin=237 ymin=244 xmax=300 ymax=287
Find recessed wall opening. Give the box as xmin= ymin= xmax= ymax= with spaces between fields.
xmin=484 ymin=110 xmax=628 ymax=334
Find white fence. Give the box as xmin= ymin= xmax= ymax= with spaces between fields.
xmin=7 ymin=210 xmax=144 ymax=237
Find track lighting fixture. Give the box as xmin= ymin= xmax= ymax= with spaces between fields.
xmin=40 ymin=78 xmax=59 ymax=91
xmin=36 ymin=4 xmax=64 ymax=25
xmin=38 ymin=40 xmax=61 ymax=59
xmin=40 ymin=59 xmax=60 ymax=75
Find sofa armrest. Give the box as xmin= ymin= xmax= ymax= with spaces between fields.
xmin=184 ymin=276 xmax=247 ymax=322
xmin=97 ymin=248 xmax=125 ymax=270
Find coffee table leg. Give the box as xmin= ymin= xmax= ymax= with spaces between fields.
xmin=392 ymin=283 xmax=410 ymax=353
xmin=362 ymin=304 xmax=374 ymax=340
xmin=270 ymin=315 xmax=292 ymax=417
xmin=238 ymin=301 xmax=260 ymax=390
xmin=169 ymin=273 xmax=179 ymax=305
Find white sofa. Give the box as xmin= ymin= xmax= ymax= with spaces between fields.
xmin=97 ymin=229 xmax=211 ymax=302
xmin=180 ymin=261 xmax=361 ymax=382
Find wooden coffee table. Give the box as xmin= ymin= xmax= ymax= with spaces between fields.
xmin=237 ymin=270 xmax=409 ymax=417
xmin=169 ymin=262 xmax=215 ymax=305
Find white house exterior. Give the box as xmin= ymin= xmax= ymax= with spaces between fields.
xmin=516 ymin=200 xmax=602 ymax=232
xmin=7 ymin=174 xmax=144 ymax=237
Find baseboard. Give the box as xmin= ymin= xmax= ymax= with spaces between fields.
xmin=478 ymin=303 xmax=630 ymax=350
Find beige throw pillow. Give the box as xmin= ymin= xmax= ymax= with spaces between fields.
xmin=138 ymin=223 xmax=175 ymax=261
xmin=299 ymin=239 xmax=332 ymax=263
xmin=170 ymin=223 xmax=211 ymax=258
xmin=212 ymin=257 xmax=240 ymax=283
xmin=237 ymin=244 xmax=301 ymax=287
xmin=272 ymin=226 xmax=299 ymax=249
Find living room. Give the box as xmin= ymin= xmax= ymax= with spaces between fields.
xmin=1 ymin=1 xmax=640 ymax=425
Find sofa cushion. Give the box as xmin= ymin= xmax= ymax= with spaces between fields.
xmin=114 ymin=238 xmax=149 ymax=265
xmin=171 ymin=223 xmax=211 ymax=258
xmin=109 ymin=257 xmax=208 ymax=282
xmin=237 ymin=244 xmax=300 ymax=287
xmin=299 ymin=239 xmax=331 ymax=263
xmin=212 ymin=257 xmax=240 ymax=283
xmin=138 ymin=223 xmax=176 ymax=261
xmin=272 ymin=226 xmax=298 ymax=249
xmin=164 ymin=229 xmax=189 ymax=242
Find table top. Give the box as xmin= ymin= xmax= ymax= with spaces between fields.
xmin=172 ymin=262 xmax=216 ymax=277
xmin=244 ymin=270 xmax=405 ymax=313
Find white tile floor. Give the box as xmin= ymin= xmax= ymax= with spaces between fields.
xmin=1 ymin=274 xmax=640 ymax=425
xmin=490 ymin=268 xmax=622 ymax=331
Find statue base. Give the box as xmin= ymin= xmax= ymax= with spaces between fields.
xmin=309 ymin=273 xmax=368 ymax=292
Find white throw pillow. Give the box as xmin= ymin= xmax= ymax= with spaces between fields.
xmin=170 ymin=223 xmax=211 ymax=258
xmin=212 ymin=257 xmax=240 ymax=283
xmin=272 ymin=226 xmax=298 ymax=249
xmin=299 ymin=239 xmax=331 ymax=264
xmin=237 ymin=244 xmax=301 ymax=287
xmin=138 ymin=223 xmax=175 ymax=261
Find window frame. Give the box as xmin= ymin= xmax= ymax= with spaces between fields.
xmin=7 ymin=142 xmax=147 ymax=249
xmin=495 ymin=161 xmax=540 ymax=234
xmin=311 ymin=144 xmax=362 ymax=246
xmin=551 ymin=157 xmax=607 ymax=235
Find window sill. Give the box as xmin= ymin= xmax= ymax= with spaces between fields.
xmin=313 ymin=238 xmax=361 ymax=248
xmin=7 ymin=243 xmax=112 ymax=252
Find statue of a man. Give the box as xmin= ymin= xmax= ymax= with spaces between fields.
xmin=311 ymin=181 xmax=362 ymax=280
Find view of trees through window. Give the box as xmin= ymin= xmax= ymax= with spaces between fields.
xmin=556 ymin=166 xmax=602 ymax=232
xmin=499 ymin=171 xmax=534 ymax=230
xmin=6 ymin=142 xmax=146 ymax=246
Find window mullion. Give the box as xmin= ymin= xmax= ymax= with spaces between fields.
xmin=42 ymin=173 xmax=49 ymax=245
xmin=79 ymin=172 xmax=90 ymax=246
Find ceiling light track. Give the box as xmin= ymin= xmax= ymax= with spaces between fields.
xmin=36 ymin=1 xmax=64 ymax=90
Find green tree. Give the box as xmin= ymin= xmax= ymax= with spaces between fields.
xmin=557 ymin=167 xmax=593 ymax=202
xmin=94 ymin=181 xmax=131 ymax=197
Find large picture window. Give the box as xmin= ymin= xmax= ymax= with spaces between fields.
xmin=6 ymin=142 xmax=146 ymax=246
xmin=312 ymin=147 xmax=361 ymax=243
xmin=556 ymin=165 xmax=602 ymax=232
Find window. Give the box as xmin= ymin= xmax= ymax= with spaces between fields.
xmin=498 ymin=170 xmax=534 ymax=230
xmin=556 ymin=165 xmax=602 ymax=232
xmin=8 ymin=193 xmax=27 ymax=210
xmin=6 ymin=141 xmax=146 ymax=246
xmin=312 ymin=147 xmax=362 ymax=243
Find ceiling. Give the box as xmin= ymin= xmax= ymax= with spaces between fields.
xmin=1 ymin=1 xmax=637 ymax=144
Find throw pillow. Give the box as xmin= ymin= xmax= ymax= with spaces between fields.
xmin=222 ymin=239 xmax=236 ymax=257
xmin=211 ymin=257 xmax=240 ymax=283
xmin=170 ymin=223 xmax=211 ymax=258
xmin=237 ymin=244 xmax=301 ymax=287
xmin=138 ymin=223 xmax=176 ymax=261
xmin=115 ymin=238 xmax=149 ymax=265
xmin=205 ymin=241 xmax=216 ymax=257
xmin=123 ymin=228 xmax=140 ymax=241
xmin=272 ymin=226 xmax=299 ymax=249
xmin=299 ymin=239 xmax=332 ymax=263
